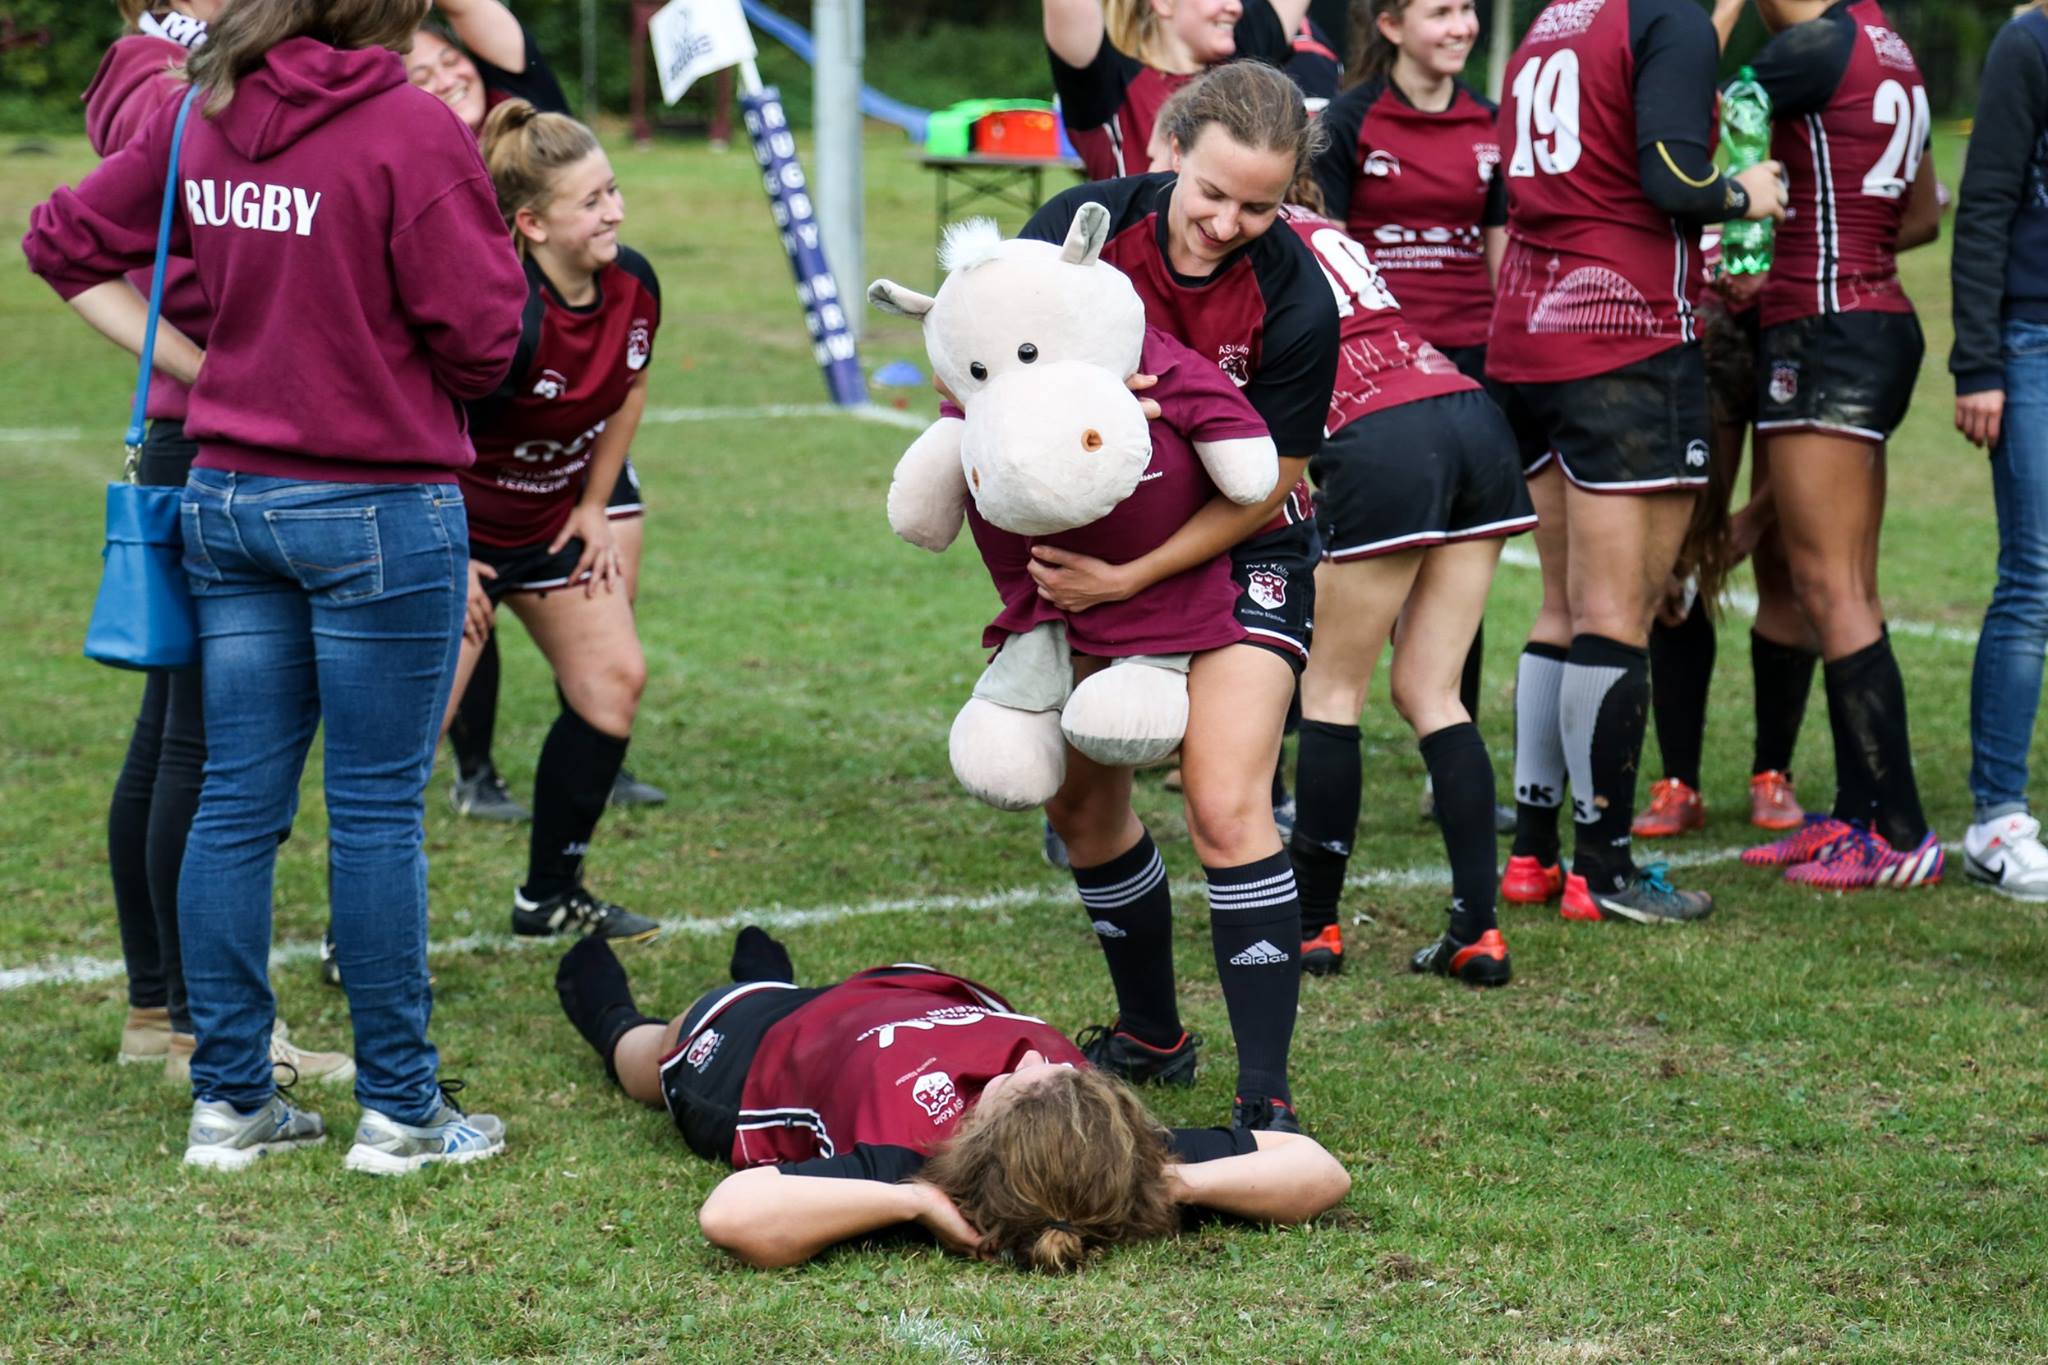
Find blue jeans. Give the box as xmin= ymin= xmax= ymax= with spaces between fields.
xmin=178 ymin=472 xmax=467 ymax=1123
xmin=1970 ymin=318 xmax=2048 ymax=819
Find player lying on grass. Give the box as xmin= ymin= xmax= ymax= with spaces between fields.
xmin=555 ymin=931 xmax=1351 ymax=1271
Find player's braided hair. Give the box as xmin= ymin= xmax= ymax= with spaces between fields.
xmin=922 ymin=1065 xmax=1179 ymax=1273
xmin=182 ymin=0 xmax=428 ymax=113
xmin=1155 ymin=60 xmax=1327 ymax=183
xmin=479 ymin=98 xmax=604 ymax=256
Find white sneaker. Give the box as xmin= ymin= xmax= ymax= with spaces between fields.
xmin=183 ymin=1094 xmax=325 ymax=1171
xmin=1964 ymin=812 xmax=2048 ymax=900
xmin=344 ymin=1092 xmax=506 ymax=1176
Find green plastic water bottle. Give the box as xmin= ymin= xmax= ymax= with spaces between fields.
xmin=1720 ymin=67 xmax=1774 ymax=275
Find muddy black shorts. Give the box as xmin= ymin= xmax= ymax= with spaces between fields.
xmin=1500 ymin=343 xmax=1712 ymax=493
xmin=1443 ymin=343 xmax=1554 ymax=476
xmin=469 ymin=536 xmax=597 ymax=600
xmin=1756 ymin=311 xmax=1924 ymax=444
xmin=1231 ymin=515 xmax=1319 ymax=675
xmin=1698 ymin=299 xmax=1761 ymax=430
xmin=657 ymin=982 xmax=824 ymax=1161
xmin=606 ymin=457 xmax=643 ymax=520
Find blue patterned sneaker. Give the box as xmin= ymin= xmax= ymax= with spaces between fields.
xmin=183 ymin=1093 xmax=326 ymax=1171
xmin=344 ymin=1083 xmax=506 ymax=1176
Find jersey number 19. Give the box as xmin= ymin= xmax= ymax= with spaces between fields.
xmin=1507 ymin=51 xmax=1583 ymax=178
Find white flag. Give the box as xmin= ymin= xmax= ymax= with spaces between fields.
xmin=649 ymin=0 xmax=757 ymax=106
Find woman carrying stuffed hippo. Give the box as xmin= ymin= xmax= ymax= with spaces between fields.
xmin=553 ymin=929 xmax=1350 ymax=1270
xmin=1016 ymin=61 xmax=1342 ymax=1134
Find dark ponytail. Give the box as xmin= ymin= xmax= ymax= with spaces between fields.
xmin=1345 ymin=0 xmax=1413 ymax=88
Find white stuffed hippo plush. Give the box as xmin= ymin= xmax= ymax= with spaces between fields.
xmin=869 ymin=205 xmax=1278 ymax=811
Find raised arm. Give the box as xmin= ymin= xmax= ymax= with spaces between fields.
xmin=1168 ymin=1130 xmax=1351 ymax=1224
xmin=1044 ymin=0 xmax=1106 ymax=70
xmin=429 ymin=0 xmax=528 ymax=72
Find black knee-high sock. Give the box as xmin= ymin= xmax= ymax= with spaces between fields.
xmin=730 ymin=925 xmax=796 ymax=984
xmin=555 ymin=936 xmax=661 ymax=1083
xmin=1512 ymin=642 xmax=1569 ymax=864
xmin=1824 ymin=631 xmax=1929 ymax=849
xmin=1289 ymin=719 xmax=1361 ymax=935
xmin=1751 ymin=630 xmax=1819 ymax=776
xmin=1461 ymin=622 xmax=1485 ymax=725
xmin=1207 ymin=852 xmax=1300 ymax=1104
xmin=1073 ymin=832 xmax=1182 ymax=1048
xmin=1560 ymin=634 xmax=1651 ymax=893
xmin=524 ymin=704 xmax=630 ymax=900
xmin=1648 ymin=597 xmax=1715 ymax=790
xmin=1421 ymin=722 xmax=1499 ymax=941
xmin=449 ymin=631 xmax=501 ymax=779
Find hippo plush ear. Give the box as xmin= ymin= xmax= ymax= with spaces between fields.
xmin=1058 ymin=202 xmax=1112 ymax=266
xmin=869 ymin=279 xmax=937 ymax=318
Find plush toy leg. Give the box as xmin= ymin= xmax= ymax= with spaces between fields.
xmin=951 ymin=622 xmax=1075 ymax=811
xmin=1062 ymin=654 xmax=1191 ymax=769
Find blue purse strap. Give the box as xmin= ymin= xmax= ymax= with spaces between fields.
xmin=124 ymin=84 xmax=202 ymax=478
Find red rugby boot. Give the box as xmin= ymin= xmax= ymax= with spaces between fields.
xmin=1631 ymin=778 xmax=1705 ymax=838
xmin=1747 ymin=770 xmax=1804 ymax=831
xmin=1501 ymin=854 xmax=1564 ymax=905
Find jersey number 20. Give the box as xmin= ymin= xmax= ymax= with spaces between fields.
xmin=1507 ymin=51 xmax=1582 ymax=178
xmin=1863 ymin=78 xmax=1929 ymax=200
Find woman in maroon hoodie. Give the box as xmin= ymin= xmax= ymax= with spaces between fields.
xmin=91 ymin=0 xmax=355 ymax=1091
xmin=24 ymin=0 xmax=527 ymax=1175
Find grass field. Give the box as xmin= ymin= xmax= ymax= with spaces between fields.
xmin=3 ymin=122 xmax=2046 ymax=1363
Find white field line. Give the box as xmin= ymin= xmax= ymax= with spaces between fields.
xmin=888 ymin=1311 xmax=996 ymax=1365
xmin=0 ymin=845 xmax=1763 ymax=995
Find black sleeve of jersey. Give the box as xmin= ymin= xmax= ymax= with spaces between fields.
xmin=1233 ymin=0 xmax=1293 ymax=65
xmin=1953 ymin=19 xmax=2048 ymax=391
xmin=1022 ymin=174 xmax=1160 ymax=246
xmin=1167 ymin=1126 xmax=1259 ymax=1164
xmin=1049 ymin=40 xmax=1135 ymax=132
xmin=1311 ymin=83 xmax=1372 ymax=221
xmin=774 ymin=1142 xmax=927 ymax=1183
xmin=474 ymin=24 xmax=571 ymax=115
xmin=1248 ymin=235 xmax=1342 ymax=456
xmin=1749 ymin=11 xmax=1856 ymax=121
xmin=467 ymin=273 xmax=547 ymax=420
xmin=1636 ymin=139 xmax=1749 ymax=224
xmin=1630 ymin=0 xmax=1722 ymax=151
xmin=615 ymin=244 xmax=661 ymax=311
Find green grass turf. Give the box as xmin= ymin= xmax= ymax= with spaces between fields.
xmin=2 ymin=125 xmax=2046 ymax=1362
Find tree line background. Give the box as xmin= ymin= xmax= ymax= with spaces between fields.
xmin=0 ymin=0 xmax=2026 ymax=133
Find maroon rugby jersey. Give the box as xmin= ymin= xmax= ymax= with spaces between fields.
xmin=1049 ymin=2 xmax=1293 ymax=181
xmin=1311 ymin=78 xmax=1505 ymax=349
xmin=967 ymin=328 xmax=1267 ymax=657
xmin=1488 ymin=0 xmax=1715 ymax=383
xmin=724 ymin=968 xmax=1085 ymax=1166
xmin=461 ymin=247 xmax=660 ymax=547
xmin=1753 ymin=0 xmax=1925 ymax=328
xmin=1279 ymin=206 xmax=1477 ymax=432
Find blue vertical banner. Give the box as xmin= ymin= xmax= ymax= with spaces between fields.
xmin=741 ymin=88 xmax=867 ymax=407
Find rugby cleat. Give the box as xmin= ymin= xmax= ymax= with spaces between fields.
xmin=1561 ymin=865 xmax=1713 ymax=924
xmin=1501 ymin=854 xmax=1564 ymax=905
xmin=1741 ymin=814 xmax=1853 ymax=868
xmin=1410 ymin=927 xmax=1512 ymax=987
xmin=344 ymin=1082 xmax=506 ymax=1176
xmin=1632 ymin=778 xmax=1705 ymax=838
xmin=1964 ymin=812 xmax=2048 ymax=901
xmin=1300 ymin=923 xmax=1344 ymax=976
xmin=1074 ymin=1021 xmax=1199 ymax=1087
xmin=1747 ymin=770 xmax=1805 ymax=831
xmin=1232 ymin=1093 xmax=1302 ymax=1135
xmin=1783 ymin=828 xmax=1943 ymax=891
xmin=513 ymin=885 xmax=661 ymax=942
xmin=183 ymin=1092 xmax=325 ymax=1171
xmin=608 ymin=767 xmax=668 ymax=807
xmin=450 ymin=762 xmax=530 ymax=823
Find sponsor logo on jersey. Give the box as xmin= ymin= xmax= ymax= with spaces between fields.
xmin=1228 ymin=939 xmax=1290 ymax=967
xmin=1363 ymin=149 xmax=1403 ymax=178
xmin=1525 ymin=0 xmax=1606 ymax=43
xmin=1769 ymin=361 xmax=1800 ymax=406
xmin=627 ymin=320 xmax=652 ymax=371
xmin=1246 ymin=568 xmax=1287 ymax=611
xmin=910 ymin=1070 xmax=963 ymax=1124
xmin=1685 ymin=439 xmax=1709 ymax=469
xmin=685 ymin=1028 xmax=723 ymax=1072
xmin=532 ymin=369 xmax=568 ymax=400
xmin=1216 ymin=343 xmax=1252 ymax=387
xmin=1864 ymin=24 xmax=1917 ymax=73
xmin=1475 ymin=143 xmax=1501 ymax=187
xmin=182 ymin=179 xmax=322 ymax=237
xmin=855 ymin=1003 xmax=1049 ymax=1050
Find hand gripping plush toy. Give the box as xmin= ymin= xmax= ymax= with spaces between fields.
xmin=869 ymin=205 xmax=1278 ymax=811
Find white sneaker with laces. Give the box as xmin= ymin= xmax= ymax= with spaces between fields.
xmin=183 ymin=1094 xmax=325 ymax=1171
xmin=1964 ymin=812 xmax=2048 ymax=900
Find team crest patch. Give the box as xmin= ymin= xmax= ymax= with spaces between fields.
xmin=1247 ymin=568 xmax=1287 ymax=611
xmin=532 ymin=368 xmax=568 ymax=400
xmin=1685 ymin=439 xmax=1709 ymax=470
xmin=627 ymin=320 xmax=652 ymax=371
xmin=1475 ymin=143 xmax=1500 ymax=187
xmin=1216 ymin=344 xmax=1252 ymax=388
xmin=684 ymin=1028 xmax=723 ymax=1073
xmin=911 ymin=1070 xmax=962 ymax=1124
xmin=1769 ymin=361 xmax=1800 ymax=406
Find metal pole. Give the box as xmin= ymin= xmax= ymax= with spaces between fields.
xmin=813 ymin=0 xmax=864 ymax=340
xmin=582 ymin=0 xmax=599 ymax=118
xmin=1487 ymin=0 xmax=1514 ymax=100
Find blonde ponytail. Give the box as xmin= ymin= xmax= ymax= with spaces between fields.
xmin=479 ymin=98 xmax=604 ymax=253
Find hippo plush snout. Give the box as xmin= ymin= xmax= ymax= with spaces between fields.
xmin=962 ymin=363 xmax=1153 ymax=537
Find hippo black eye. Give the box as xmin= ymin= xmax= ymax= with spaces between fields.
xmin=969 ymin=361 xmax=988 ymax=381
xmin=1017 ymin=343 xmax=1039 ymax=364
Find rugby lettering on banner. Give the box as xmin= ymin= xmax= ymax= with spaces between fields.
xmin=182 ymin=180 xmax=322 ymax=236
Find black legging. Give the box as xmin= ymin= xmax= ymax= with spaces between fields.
xmin=107 ymin=423 xmax=202 ymax=1032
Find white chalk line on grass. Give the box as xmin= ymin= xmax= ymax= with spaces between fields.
xmin=888 ymin=1311 xmax=996 ymax=1365
xmin=0 ymin=844 xmax=1763 ymax=995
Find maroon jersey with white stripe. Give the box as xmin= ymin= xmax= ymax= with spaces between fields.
xmin=1312 ymin=80 xmax=1504 ymax=348
xmin=1758 ymin=0 xmax=1924 ymax=328
xmin=729 ymin=968 xmax=1085 ymax=1166
xmin=461 ymin=248 xmax=660 ymax=548
xmin=1279 ymin=207 xmax=1476 ymax=432
xmin=1488 ymin=0 xmax=1703 ymax=382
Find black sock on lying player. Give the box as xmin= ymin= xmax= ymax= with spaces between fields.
xmin=556 ymin=936 xmax=661 ymax=1084
xmin=1207 ymin=851 xmax=1300 ymax=1106
xmin=1648 ymin=597 xmax=1715 ymax=791
xmin=730 ymin=925 xmax=797 ymax=984
xmin=1288 ymin=719 xmax=1361 ymax=935
xmin=1512 ymin=642 xmax=1569 ymax=865
xmin=1073 ymin=832 xmax=1183 ymax=1049
xmin=1420 ymin=722 xmax=1499 ymax=942
xmin=524 ymin=703 xmax=630 ymax=902
xmin=448 ymin=631 xmax=501 ymax=780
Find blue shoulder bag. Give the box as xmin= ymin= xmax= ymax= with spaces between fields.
xmin=85 ymin=84 xmax=203 ymax=671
